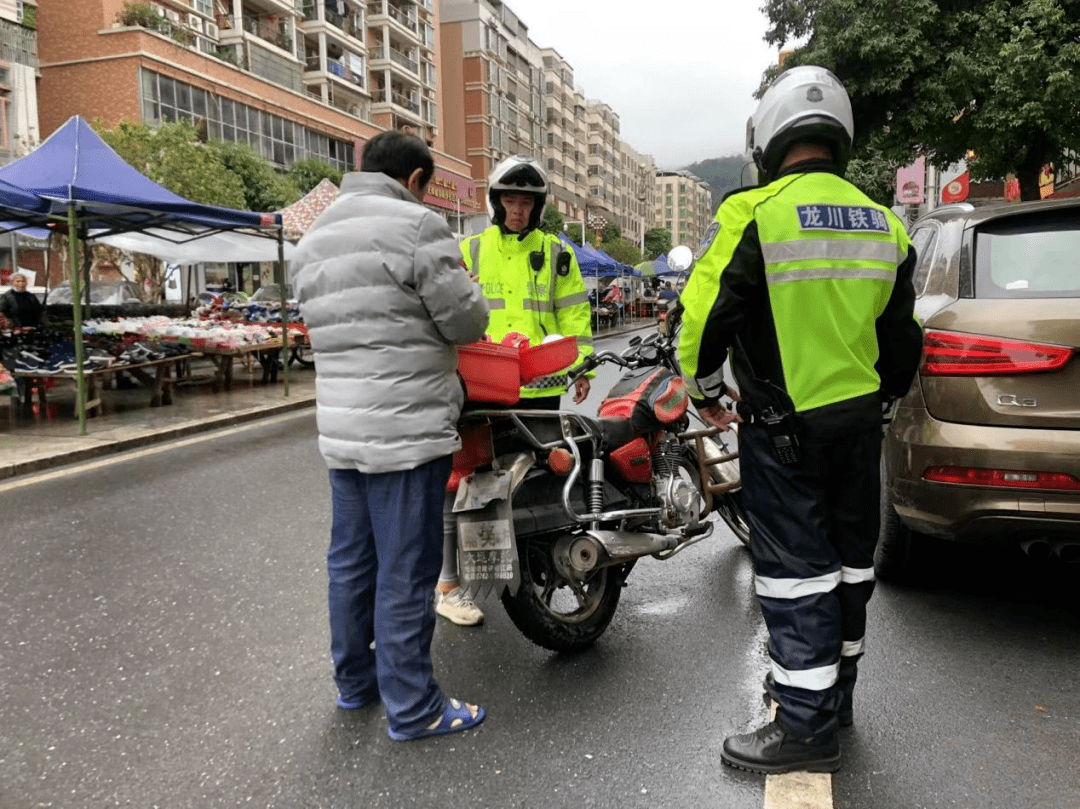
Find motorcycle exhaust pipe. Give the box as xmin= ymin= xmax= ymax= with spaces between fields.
xmin=559 ymin=530 xmax=681 ymax=573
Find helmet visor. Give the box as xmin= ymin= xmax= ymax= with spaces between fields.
xmin=497 ymin=162 xmax=545 ymax=189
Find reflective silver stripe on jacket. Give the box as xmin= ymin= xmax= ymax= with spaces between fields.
xmin=761 ymin=239 xmax=904 ymax=265
xmin=556 ymin=291 xmax=589 ymax=308
xmin=766 ymin=267 xmax=897 ymax=285
xmin=485 ymin=298 xmax=507 ymax=309
xmin=698 ymin=367 xmax=727 ymax=398
xmin=576 ymin=335 xmax=594 ymax=347
xmin=755 ymin=570 xmax=842 ymax=600
xmin=469 ymin=237 xmax=481 ymax=270
xmin=841 ymin=638 xmax=865 ymax=657
xmin=522 ymin=298 xmax=555 ymax=313
xmin=771 ymin=660 xmax=839 ymax=691
xmin=841 ymin=565 xmax=875 ymax=584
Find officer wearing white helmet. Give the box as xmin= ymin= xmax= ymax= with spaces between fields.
xmin=434 ymin=156 xmax=595 ymax=626
xmin=678 ymin=66 xmax=922 ymax=773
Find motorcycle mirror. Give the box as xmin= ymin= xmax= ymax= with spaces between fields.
xmin=667 ymin=245 xmax=694 ymax=274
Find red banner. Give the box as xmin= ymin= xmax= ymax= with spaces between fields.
xmin=941 ymin=171 xmax=970 ymax=203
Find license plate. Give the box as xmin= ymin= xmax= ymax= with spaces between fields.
xmin=458 ymin=519 xmax=513 ymax=551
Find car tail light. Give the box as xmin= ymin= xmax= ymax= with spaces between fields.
xmin=921 ymin=330 xmax=1073 ymax=376
xmin=924 ymin=466 xmax=1080 ymax=491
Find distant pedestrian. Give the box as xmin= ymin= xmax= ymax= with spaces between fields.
xmin=291 ymin=131 xmax=490 ymax=741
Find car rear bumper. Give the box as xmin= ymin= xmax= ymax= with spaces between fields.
xmin=885 ymin=406 xmax=1080 ymax=542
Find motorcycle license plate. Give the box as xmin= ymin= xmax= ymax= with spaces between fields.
xmin=456 ymin=500 xmax=521 ymax=597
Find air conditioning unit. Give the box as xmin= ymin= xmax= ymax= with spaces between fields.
xmin=188 ymin=14 xmax=203 ymax=32
xmin=167 ymin=10 xmax=182 ymax=22
xmin=155 ymin=5 xmax=167 ymax=16
xmin=205 ymin=21 xmax=219 ymax=38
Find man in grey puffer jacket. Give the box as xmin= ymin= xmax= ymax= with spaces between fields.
xmin=291 ymin=131 xmax=490 ymax=742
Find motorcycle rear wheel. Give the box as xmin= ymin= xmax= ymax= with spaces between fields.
xmin=501 ymin=535 xmax=623 ymax=653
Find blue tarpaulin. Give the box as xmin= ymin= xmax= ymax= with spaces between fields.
xmin=0 ymin=115 xmax=287 ymax=435
xmin=0 ymin=116 xmax=278 ymax=235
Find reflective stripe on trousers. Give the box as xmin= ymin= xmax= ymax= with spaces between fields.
xmin=740 ymin=421 xmax=880 ymax=738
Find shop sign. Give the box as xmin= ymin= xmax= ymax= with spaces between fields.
xmin=895 ymin=157 xmax=925 ymax=204
xmin=424 ymin=169 xmax=480 ymax=213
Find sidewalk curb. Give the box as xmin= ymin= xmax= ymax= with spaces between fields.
xmin=0 ymin=396 xmax=315 ymax=481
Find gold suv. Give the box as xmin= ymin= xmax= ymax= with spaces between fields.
xmin=877 ymin=199 xmax=1080 ymax=580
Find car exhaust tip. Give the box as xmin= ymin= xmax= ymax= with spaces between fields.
xmin=1020 ymin=539 xmax=1052 ymax=561
xmin=1050 ymin=540 xmax=1080 ymax=563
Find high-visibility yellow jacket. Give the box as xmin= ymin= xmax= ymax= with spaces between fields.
xmin=461 ymin=226 xmax=595 ymax=398
xmin=678 ymin=163 xmax=922 ymax=421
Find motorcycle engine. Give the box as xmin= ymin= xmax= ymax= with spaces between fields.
xmin=651 ymin=440 xmax=704 ymax=527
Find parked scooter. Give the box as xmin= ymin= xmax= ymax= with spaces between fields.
xmin=450 ymin=248 xmax=748 ymax=652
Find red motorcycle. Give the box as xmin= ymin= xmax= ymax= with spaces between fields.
xmin=452 ymin=312 xmax=748 ymax=652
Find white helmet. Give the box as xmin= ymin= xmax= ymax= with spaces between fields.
xmin=746 ymin=65 xmax=854 ymax=182
xmin=488 ymin=155 xmax=548 ymax=233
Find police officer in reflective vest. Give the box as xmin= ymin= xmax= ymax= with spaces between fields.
xmin=460 ymin=155 xmax=595 ymax=407
xmin=677 ymin=66 xmax=922 ymax=774
xmin=435 ymin=156 xmax=596 ymax=627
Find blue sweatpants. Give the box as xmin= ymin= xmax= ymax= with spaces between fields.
xmin=327 ymin=455 xmax=451 ymax=736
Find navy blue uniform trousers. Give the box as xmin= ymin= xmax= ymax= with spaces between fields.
xmin=739 ymin=421 xmax=880 ymax=738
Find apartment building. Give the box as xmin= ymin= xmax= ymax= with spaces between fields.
xmin=538 ymin=47 xmax=586 ymax=223
xmin=439 ymin=0 xmax=545 ymax=228
xmin=655 ymin=169 xmax=713 ymax=249
xmin=33 ymin=0 xmax=478 ymax=222
xmin=619 ymin=142 xmax=656 ymax=250
xmin=0 ymin=0 xmax=38 ymax=167
xmin=584 ymin=99 xmax=619 ymax=232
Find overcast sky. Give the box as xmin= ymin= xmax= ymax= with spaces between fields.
xmin=505 ymin=0 xmax=782 ymax=170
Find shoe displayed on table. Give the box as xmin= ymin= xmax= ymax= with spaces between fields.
xmin=762 ymin=672 xmax=852 ymax=727
xmin=387 ymin=698 xmax=485 ymax=742
xmin=435 ymin=585 xmax=484 ymax=626
xmin=721 ymin=720 xmax=841 ymax=775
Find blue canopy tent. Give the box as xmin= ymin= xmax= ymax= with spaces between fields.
xmin=0 ymin=116 xmax=286 ymax=434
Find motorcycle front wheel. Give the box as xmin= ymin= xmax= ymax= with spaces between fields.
xmin=500 ymin=535 xmax=624 ymax=653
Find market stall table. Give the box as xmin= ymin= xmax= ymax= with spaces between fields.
xmin=13 ymin=353 xmax=199 ymax=416
xmin=194 ymin=340 xmax=295 ymax=391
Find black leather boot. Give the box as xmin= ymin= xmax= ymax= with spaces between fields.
xmin=722 ymin=720 xmax=841 ymax=774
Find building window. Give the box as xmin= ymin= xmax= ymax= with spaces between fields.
xmin=139 ymin=68 xmax=354 ymax=171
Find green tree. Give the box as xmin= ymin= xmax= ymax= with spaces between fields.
xmin=762 ymin=0 xmax=1080 ymax=200
xmin=97 ymin=118 xmax=247 ymax=209
xmin=643 ymin=227 xmax=672 ymax=261
xmin=601 ymin=222 xmax=622 ymax=243
xmin=601 ymin=238 xmax=642 ymax=266
xmin=288 ymin=156 xmax=343 ymax=195
xmin=539 ymin=203 xmax=564 ymax=235
xmin=206 ymin=139 xmax=302 ymax=211
xmin=96 ymin=118 xmax=250 ymax=301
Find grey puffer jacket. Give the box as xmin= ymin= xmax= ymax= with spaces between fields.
xmin=291 ymin=172 xmax=489 ymax=473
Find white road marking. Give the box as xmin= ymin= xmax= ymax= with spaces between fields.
xmin=0 ymin=410 xmax=312 ymax=493
xmin=762 ymin=703 xmax=834 ymax=809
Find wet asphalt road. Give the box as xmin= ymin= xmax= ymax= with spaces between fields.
xmin=2 ymin=332 xmax=1079 ymax=808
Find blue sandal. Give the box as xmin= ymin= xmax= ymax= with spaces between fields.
xmin=387 ymin=698 xmax=485 ymax=741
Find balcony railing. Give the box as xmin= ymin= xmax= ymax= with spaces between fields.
xmin=368 ymin=1 xmax=417 ymax=33
xmin=237 ymin=14 xmax=293 ymax=53
xmin=327 ymin=57 xmax=365 ymax=87
xmin=389 ymin=90 xmax=419 ymax=113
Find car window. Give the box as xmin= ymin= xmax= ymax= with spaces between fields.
xmin=974 ymin=212 xmax=1080 ymax=299
xmin=908 ymin=225 xmax=939 ymax=297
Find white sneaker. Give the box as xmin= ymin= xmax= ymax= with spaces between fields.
xmin=435 ymin=586 xmax=485 ymax=626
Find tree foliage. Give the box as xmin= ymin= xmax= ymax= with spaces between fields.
xmin=97 ymin=118 xmax=247 ymax=209
xmin=643 ymin=227 xmax=672 ymax=261
xmin=288 ymin=156 xmax=343 ymax=195
xmin=538 ymin=203 xmax=564 ymax=235
xmin=762 ymin=0 xmax=1080 ymax=200
xmin=207 ymin=140 xmax=301 ymax=211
